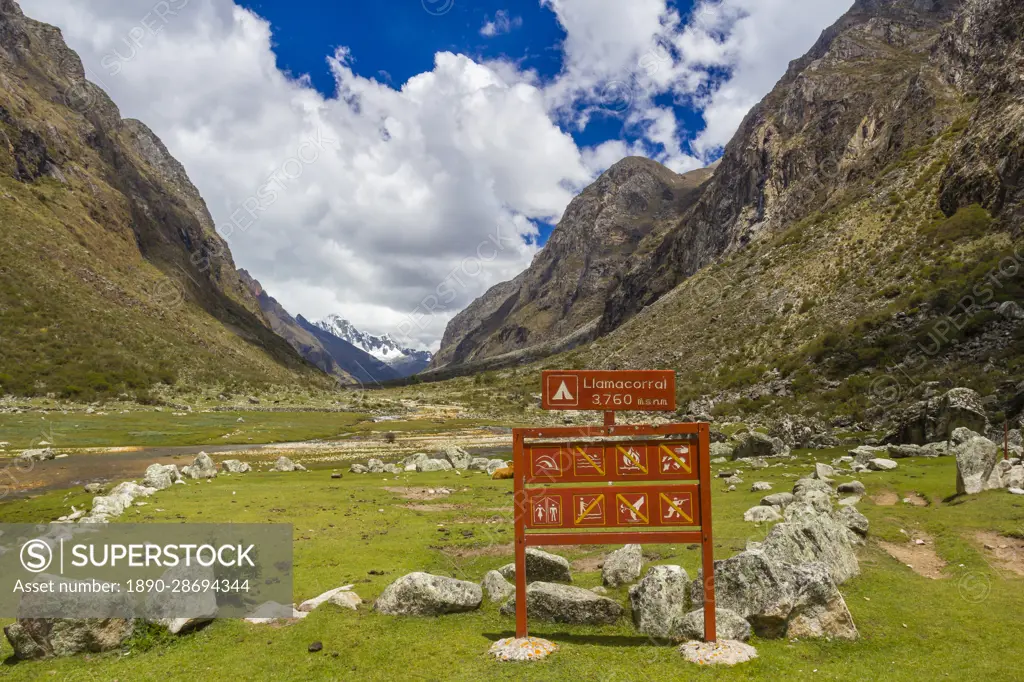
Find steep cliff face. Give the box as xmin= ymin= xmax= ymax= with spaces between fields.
xmin=935 ymin=0 xmax=1024 ymax=227
xmin=430 ymin=158 xmax=714 ymax=369
xmin=598 ymin=0 xmax=971 ymax=335
xmin=551 ymin=0 xmax=1024 ymax=424
xmin=0 ymin=0 xmax=321 ymax=397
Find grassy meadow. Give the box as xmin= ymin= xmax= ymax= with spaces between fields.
xmin=1 ymin=446 xmax=1022 ymax=680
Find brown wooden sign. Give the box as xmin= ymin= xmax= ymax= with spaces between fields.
xmin=525 ymin=441 xmax=698 ymax=483
xmin=512 ymin=412 xmax=716 ymax=643
xmin=524 ymin=484 xmax=701 ymax=529
xmin=541 ymin=370 xmax=677 ymax=411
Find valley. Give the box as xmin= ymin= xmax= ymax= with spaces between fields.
xmin=0 ymin=0 xmax=1022 ymax=678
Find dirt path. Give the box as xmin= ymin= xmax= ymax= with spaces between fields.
xmin=877 ymin=532 xmax=946 ymax=579
xmin=973 ymin=530 xmax=1024 ymax=576
xmin=871 ymin=490 xmax=899 ymax=506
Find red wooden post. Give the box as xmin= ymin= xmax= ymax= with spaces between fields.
xmin=513 ymin=430 xmax=528 ymax=638
xmin=698 ymin=422 xmax=716 ymax=642
xmin=604 ymin=411 xmax=615 ymax=427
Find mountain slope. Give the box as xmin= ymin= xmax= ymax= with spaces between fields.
xmin=0 ymin=0 xmax=326 ymax=398
xmin=236 ymin=270 xmax=357 ymax=385
xmin=547 ymin=0 xmax=1024 ymax=422
xmin=297 ymin=316 xmax=403 ymax=385
xmin=599 ymin=0 xmax=969 ymax=335
xmin=315 ymin=315 xmax=432 ymax=378
xmin=430 ymin=158 xmax=715 ymax=370
xmin=421 ymin=0 xmax=1024 ymax=428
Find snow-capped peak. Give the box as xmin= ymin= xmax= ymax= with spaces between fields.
xmin=314 ymin=315 xmax=432 ymax=374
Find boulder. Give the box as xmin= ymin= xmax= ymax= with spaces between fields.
xmin=887 ymin=388 xmax=990 ymax=445
xmin=850 ymin=445 xmax=888 ymax=464
xmin=989 ymin=459 xmax=1014 ymax=489
xmin=498 ymin=548 xmax=572 ymax=583
xmin=83 ymin=483 xmax=104 ymax=495
xmin=760 ymin=492 xmax=795 ymax=508
xmin=181 ymin=452 xmax=218 ymax=479
xmin=366 ymin=459 xmax=385 ymax=474
xmin=751 ymin=482 xmax=773 ymax=492
xmin=748 ymin=458 xmax=770 ymax=470
xmin=143 ymin=464 xmax=181 ymax=490
xmin=271 ymin=456 xmax=306 ymax=472
xmin=691 ymin=552 xmax=857 ymax=640
xmin=602 ymin=544 xmax=643 ymax=587
xmin=793 ymin=478 xmax=833 ymax=499
xmin=417 ymin=459 xmax=453 ymax=473
xmin=298 ymin=586 xmax=357 ymax=612
xmin=403 ymin=453 xmax=430 ymax=471
xmin=733 ymin=432 xmax=789 ymax=460
xmin=467 ymin=457 xmax=490 ymax=472
xmin=709 ymin=442 xmax=735 ymax=459
xmin=955 ymin=436 xmax=999 ymax=494
xmin=813 ymin=463 xmax=834 ymax=481
xmin=951 ymin=427 xmax=981 ymax=446
xmin=886 ymin=444 xmax=932 ymax=459
xmin=744 ymin=506 xmax=783 ymax=523
xmin=84 ymin=482 xmax=157 ymax=522
xmin=146 ymin=564 xmax=218 ymax=635
xmin=674 ymin=608 xmax=751 ymax=642
xmin=18 ymin=448 xmax=55 ymax=462
xmin=3 ymin=576 xmax=136 ymax=659
xmin=481 ymin=570 xmax=515 ymax=603
xmin=867 ymin=458 xmax=897 ymax=471
xmin=760 ymin=515 xmax=859 ymax=585
xmin=444 ymin=446 xmax=472 ymax=470
xmin=327 ymin=592 xmax=363 ymax=611
xmin=500 ymin=582 xmax=623 ymax=625
xmin=832 ymin=506 xmax=869 ymax=537
xmin=998 ymin=300 xmax=1024 ymax=320
xmin=382 ymin=463 xmax=400 ymax=475
xmin=923 ymin=442 xmax=950 ymax=456
xmin=374 ymin=573 xmax=482 ymax=616
xmin=221 ymin=460 xmax=251 ymax=474
xmin=1008 ymin=465 xmax=1024 ymax=490
xmin=628 ymin=565 xmax=691 ymax=638
xmin=837 ymin=481 xmax=865 ymax=495
xmin=485 ymin=459 xmax=508 ymax=476
xmin=349 ymin=463 xmax=368 ymax=474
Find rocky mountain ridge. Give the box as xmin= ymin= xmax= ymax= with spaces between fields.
xmin=315 ymin=315 xmax=432 ymax=378
xmin=430 ymin=157 xmax=715 ymax=370
xmin=0 ymin=0 xmax=328 ymax=397
xmin=427 ymin=0 xmax=1024 ymax=427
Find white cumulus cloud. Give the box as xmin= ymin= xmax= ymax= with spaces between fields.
xmin=18 ymin=0 xmax=854 ymax=350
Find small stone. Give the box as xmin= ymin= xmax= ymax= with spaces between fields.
xmin=308 ymin=642 xmax=323 ymax=653
xmin=679 ymin=640 xmax=758 ymax=666
xmin=489 ymin=636 xmax=557 ymax=662
xmin=751 ymin=482 xmax=773 ymax=492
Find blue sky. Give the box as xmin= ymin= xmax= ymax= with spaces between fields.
xmin=237 ymin=0 xmax=706 ymax=244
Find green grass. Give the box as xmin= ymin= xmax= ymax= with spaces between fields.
xmin=1 ymin=448 xmax=1021 ymax=679
xmin=0 ymin=411 xmax=504 ymax=449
